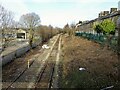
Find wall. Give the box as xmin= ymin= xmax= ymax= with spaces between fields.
xmin=1 ymin=41 xmax=41 ymax=67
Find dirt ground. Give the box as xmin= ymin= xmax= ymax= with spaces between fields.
xmin=59 ymin=34 xmax=119 ymax=89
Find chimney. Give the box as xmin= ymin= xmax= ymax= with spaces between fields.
xmin=103 ymin=11 xmax=109 ymax=16
xmin=98 ymin=13 xmax=101 ymax=17
xmin=118 ymin=1 xmax=120 ymax=10
xmin=110 ymin=8 xmax=117 ymax=13
xmin=99 ymin=11 xmax=104 ymax=17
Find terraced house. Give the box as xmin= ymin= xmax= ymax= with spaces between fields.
xmin=78 ymin=7 xmax=119 ymax=36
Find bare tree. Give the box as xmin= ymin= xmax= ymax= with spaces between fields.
xmin=19 ymin=12 xmax=41 ymax=47
xmin=48 ymin=25 xmax=53 ymax=38
xmin=70 ymin=22 xmax=76 ymax=36
xmin=37 ymin=25 xmax=60 ymax=43
xmin=10 ymin=20 xmax=18 ymax=29
xmin=63 ymin=23 xmax=70 ymax=34
xmin=37 ymin=25 xmax=45 ymax=43
xmin=0 ymin=5 xmax=14 ymax=48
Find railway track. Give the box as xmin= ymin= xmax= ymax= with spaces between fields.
xmin=2 ymin=34 xmax=61 ymax=89
xmin=2 ymin=50 xmax=41 ymax=89
xmin=5 ymin=59 xmax=35 ymax=90
xmin=34 ymin=35 xmax=61 ymax=89
xmin=34 ymin=62 xmax=55 ymax=89
xmin=2 ymin=48 xmax=44 ymax=89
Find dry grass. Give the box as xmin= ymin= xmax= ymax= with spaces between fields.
xmin=60 ymin=34 xmax=119 ymax=88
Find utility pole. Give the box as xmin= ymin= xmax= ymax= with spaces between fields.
xmin=117 ymin=16 xmax=120 ymax=81
xmin=117 ymin=1 xmax=120 ymax=81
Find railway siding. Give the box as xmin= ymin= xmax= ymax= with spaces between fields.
xmin=2 ymin=34 xmax=61 ymax=89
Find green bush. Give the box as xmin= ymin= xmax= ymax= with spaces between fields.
xmin=101 ymin=19 xmax=115 ymax=35
xmin=93 ymin=19 xmax=115 ymax=35
xmin=93 ymin=24 xmax=103 ymax=34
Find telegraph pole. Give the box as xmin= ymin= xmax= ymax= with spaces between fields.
xmin=117 ymin=1 xmax=120 ymax=81
xmin=117 ymin=15 xmax=120 ymax=81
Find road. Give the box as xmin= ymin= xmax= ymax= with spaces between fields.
xmin=2 ymin=34 xmax=61 ymax=89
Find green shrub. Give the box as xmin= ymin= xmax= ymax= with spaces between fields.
xmin=93 ymin=24 xmax=103 ymax=34
xmin=101 ymin=19 xmax=115 ymax=35
xmin=93 ymin=19 xmax=115 ymax=35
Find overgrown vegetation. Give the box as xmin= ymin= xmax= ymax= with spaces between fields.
xmin=101 ymin=19 xmax=115 ymax=35
xmin=93 ymin=24 xmax=103 ymax=34
xmin=93 ymin=19 xmax=116 ymax=48
xmin=63 ymin=23 xmax=76 ymax=36
xmin=93 ymin=19 xmax=115 ymax=35
xmin=36 ymin=25 xmax=60 ymax=43
xmin=60 ymin=35 xmax=119 ymax=89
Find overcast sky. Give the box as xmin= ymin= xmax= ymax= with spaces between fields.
xmin=0 ymin=0 xmax=120 ymax=28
